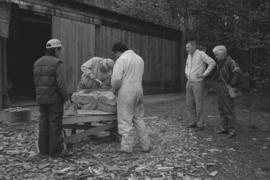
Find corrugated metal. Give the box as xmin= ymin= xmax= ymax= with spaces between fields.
xmin=52 ymin=16 xmax=95 ymax=93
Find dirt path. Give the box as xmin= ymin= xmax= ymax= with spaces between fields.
xmin=0 ymin=92 xmax=270 ymax=180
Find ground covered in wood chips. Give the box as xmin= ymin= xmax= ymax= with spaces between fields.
xmin=1 ymin=90 xmax=270 ymax=180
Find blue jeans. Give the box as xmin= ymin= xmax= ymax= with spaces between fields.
xmin=117 ymin=84 xmax=150 ymax=152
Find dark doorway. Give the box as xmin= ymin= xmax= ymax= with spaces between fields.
xmin=7 ymin=11 xmax=51 ymax=104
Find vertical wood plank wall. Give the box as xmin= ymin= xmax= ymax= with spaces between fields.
xmin=52 ymin=16 xmax=95 ymax=93
xmin=52 ymin=17 xmax=181 ymax=94
xmin=96 ymin=25 xmax=181 ymax=93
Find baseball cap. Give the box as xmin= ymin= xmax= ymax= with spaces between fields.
xmin=46 ymin=39 xmax=63 ymax=49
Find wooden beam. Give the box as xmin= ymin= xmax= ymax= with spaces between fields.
xmin=9 ymin=0 xmax=181 ymax=40
xmin=101 ymin=19 xmax=181 ymax=41
xmin=62 ymin=123 xmax=93 ymax=130
xmin=63 ymin=114 xmax=117 ymax=124
xmin=64 ymin=122 xmax=116 ymax=144
xmin=0 ymin=37 xmax=7 ymax=110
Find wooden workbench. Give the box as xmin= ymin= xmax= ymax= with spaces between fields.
xmin=63 ymin=109 xmax=117 ymax=144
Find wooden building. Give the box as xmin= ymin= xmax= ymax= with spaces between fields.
xmin=0 ymin=0 xmax=184 ymax=109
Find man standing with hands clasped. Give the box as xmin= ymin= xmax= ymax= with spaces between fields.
xmin=185 ymin=40 xmax=216 ymax=131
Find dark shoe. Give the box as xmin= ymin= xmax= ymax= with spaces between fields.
xmin=187 ymin=123 xmax=197 ymax=128
xmin=215 ymin=129 xmax=228 ymax=134
xmin=141 ymin=146 xmax=152 ymax=153
xmin=228 ymin=131 xmax=237 ymax=138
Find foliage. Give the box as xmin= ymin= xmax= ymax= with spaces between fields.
xmin=168 ymin=0 xmax=270 ymax=88
xmin=167 ymin=0 xmax=206 ymax=38
xmin=113 ymin=0 xmax=178 ymax=30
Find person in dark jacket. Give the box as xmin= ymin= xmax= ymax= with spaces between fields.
xmin=33 ymin=39 xmax=68 ymax=157
xmin=212 ymin=45 xmax=242 ymax=138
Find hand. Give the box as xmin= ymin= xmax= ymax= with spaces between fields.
xmin=197 ymin=74 xmax=206 ymax=78
xmin=68 ymin=93 xmax=73 ymax=101
xmin=64 ymin=99 xmax=72 ymax=110
xmin=112 ymin=88 xmax=118 ymax=95
xmin=87 ymin=73 xmax=95 ymax=79
xmin=101 ymin=83 xmax=108 ymax=89
xmin=94 ymin=78 xmax=103 ymax=86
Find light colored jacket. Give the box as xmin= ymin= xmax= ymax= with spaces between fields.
xmin=80 ymin=57 xmax=112 ymax=89
xmin=81 ymin=57 xmax=102 ymax=76
xmin=185 ymin=49 xmax=216 ymax=82
xmin=111 ymin=50 xmax=144 ymax=90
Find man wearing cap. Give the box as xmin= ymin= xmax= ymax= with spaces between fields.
xmin=212 ymin=45 xmax=242 ymax=138
xmin=33 ymin=39 xmax=68 ymax=157
xmin=185 ymin=40 xmax=216 ymax=130
xmin=78 ymin=57 xmax=114 ymax=90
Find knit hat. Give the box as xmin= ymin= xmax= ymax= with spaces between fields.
xmin=102 ymin=59 xmax=114 ymax=70
xmin=212 ymin=45 xmax=227 ymax=53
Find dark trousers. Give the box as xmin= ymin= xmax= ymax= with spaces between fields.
xmin=38 ymin=102 xmax=64 ymax=157
xmin=217 ymin=83 xmax=236 ymax=132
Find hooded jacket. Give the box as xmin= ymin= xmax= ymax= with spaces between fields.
xmin=217 ymin=56 xmax=242 ymax=87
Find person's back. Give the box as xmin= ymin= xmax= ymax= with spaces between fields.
xmin=120 ymin=50 xmax=144 ymax=87
xmin=33 ymin=39 xmax=67 ymax=158
xmin=111 ymin=42 xmax=151 ymax=153
xmin=34 ymin=55 xmax=64 ymax=104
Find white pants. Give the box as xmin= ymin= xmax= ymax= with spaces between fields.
xmin=117 ymin=84 xmax=150 ymax=151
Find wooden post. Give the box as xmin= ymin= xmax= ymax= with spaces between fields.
xmin=0 ymin=37 xmax=3 ymax=110
xmin=0 ymin=36 xmax=8 ymax=110
xmin=0 ymin=37 xmax=6 ymax=110
xmin=0 ymin=1 xmax=11 ymax=109
xmin=179 ymin=31 xmax=186 ymax=91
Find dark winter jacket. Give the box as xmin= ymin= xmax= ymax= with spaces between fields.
xmin=217 ymin=56 xmax=242 ymax=87
xmin=33 ymin=55 xmax=68 ymax=104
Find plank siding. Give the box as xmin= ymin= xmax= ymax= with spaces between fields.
xmin=51 ymin=19 xmax=181 ymax=94
xmin=52 ymin=17 xmax=95 ymax=93
xmin=0 ymin=0 xmax=183 ymax=108
xmin=0 ymin=37 xmax=4 ymax=109
xmin=92 ymin=25 xmax=182 ymax=93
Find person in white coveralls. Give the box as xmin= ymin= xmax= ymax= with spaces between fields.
xmin=111 ymin=42 xmax=151 ymax=153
